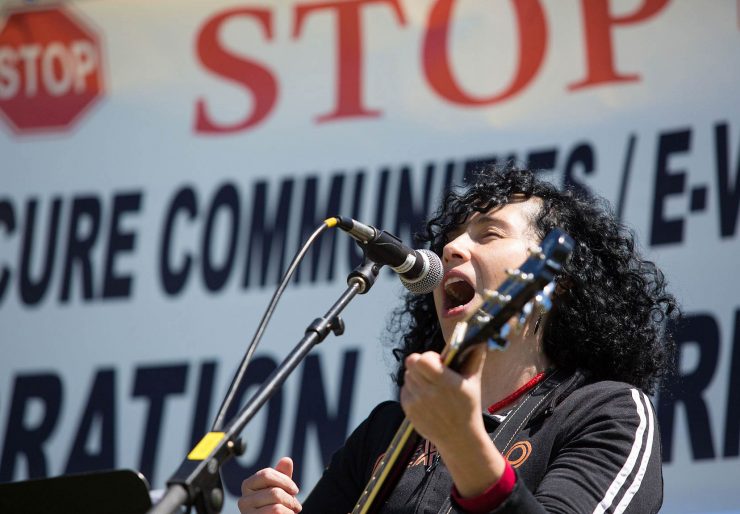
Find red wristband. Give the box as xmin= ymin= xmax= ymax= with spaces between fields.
xmin=450 ymin=461 xmax=516 ymax=513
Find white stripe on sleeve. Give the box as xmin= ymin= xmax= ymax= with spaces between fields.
xmin=591 ymin=388 xmax=647 ymax=514
xmin=613 ymin=392 xmax=656 ymax=514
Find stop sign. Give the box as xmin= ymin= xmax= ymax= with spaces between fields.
xmin=0 ymin=6 xmax=104 ymax=134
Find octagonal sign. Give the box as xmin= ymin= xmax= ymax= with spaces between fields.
xmin=0 ymin=6 xmax=104 ymax=135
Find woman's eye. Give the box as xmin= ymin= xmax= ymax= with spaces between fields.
xmin=480 ymin=231 xmax=501 ymax=241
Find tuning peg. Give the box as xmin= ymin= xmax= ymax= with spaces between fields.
xmin=483 ymin=289 xmax=511 ymax=304
xmin=522 ymin=300 xmax=534 ymax=317
xmin=499 ymin=323 xmax=511 ymax=340
xmin=474 ymin=308 xmax=491 ymax=325
xmin=510 ymin=300 xmax=533 ymax=334
xmin=488 ymin=325 xmax=511 ymax=351
xmin=483 ymin=288 xmax=501 ymax=303
xmin=471 ymin=290 xmax=501 ymax=328
xmin=534 ymin=282 xmax=555 ymax=313
xmin=505 ymin=268 xmax=534 ymax=282
xmin=527 ymin=245 xmax=545 ymax=259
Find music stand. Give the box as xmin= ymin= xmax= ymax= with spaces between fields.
xmin=0 ymin=469 xmax=152 ymax=514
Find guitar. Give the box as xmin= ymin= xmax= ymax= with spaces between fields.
xmin=351 ymin=228 xmax=574 ymax=514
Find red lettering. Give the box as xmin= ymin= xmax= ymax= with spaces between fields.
xmin=194 ymin=8 xmax=278 ymax=134
xmin=422 ymin=0 xmax=547 ymax=106
xmin=293 ymin=0 xmax=406 ymax=123
xmin=568 ymin=0 xmax=669 ymax=91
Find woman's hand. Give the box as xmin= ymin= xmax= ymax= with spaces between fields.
xmin=237 ymin=457 xmax=302 ymax=513
xmin=400 ymin=347 xmax=486 ymax=447
xmin=400 ymin=347 xmax=506 ymax=498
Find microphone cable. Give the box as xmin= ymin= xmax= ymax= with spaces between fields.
xmin=211 ymin=219 xmax=334 ymax=431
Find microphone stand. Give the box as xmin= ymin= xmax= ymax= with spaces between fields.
xmin=148 ymin=257 xmax=381 ymax=514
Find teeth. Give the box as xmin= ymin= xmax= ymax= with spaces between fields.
xmin=444 ymin=276 xmax=470 ymax=303
xmin=444 ymin=277 xmax=464 ymax=301
xmin=444 ymin=276 xmax=465 ymax=290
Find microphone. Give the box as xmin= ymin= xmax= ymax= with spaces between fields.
xmin=331 ymin=216 xmax=443 ymax=294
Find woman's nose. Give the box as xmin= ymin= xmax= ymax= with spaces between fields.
xmin=442 ymin=235 xmax=471 ymax=264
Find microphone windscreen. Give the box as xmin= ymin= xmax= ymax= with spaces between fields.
xmin=400 ymin=249 xmax=443 ymax=294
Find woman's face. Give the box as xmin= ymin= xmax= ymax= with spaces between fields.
xmin=433 ymin=198 xmax=541 ymax=344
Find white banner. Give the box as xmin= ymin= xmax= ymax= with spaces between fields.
xmin=1 ymin=1 xmax=739 ymax=512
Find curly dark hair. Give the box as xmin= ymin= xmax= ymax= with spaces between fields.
xmin=389 ymin=166 xmax=678 ymax=394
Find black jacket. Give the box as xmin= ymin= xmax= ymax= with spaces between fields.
xmin=303 ymin=372 xmax=663 ymax=513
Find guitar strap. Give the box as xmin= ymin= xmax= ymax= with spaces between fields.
xmin=491 ymin=367 xmax=573 ymax=454
xmin=435 ymin=367 xmax=574 ymax=514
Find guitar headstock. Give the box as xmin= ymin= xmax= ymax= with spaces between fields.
xmin=449 ymin=228 xmax=574 ymax=362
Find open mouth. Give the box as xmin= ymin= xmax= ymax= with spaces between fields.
xmin=444 ymin=276 xmax=476 ymax=311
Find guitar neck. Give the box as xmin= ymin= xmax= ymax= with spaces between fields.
xmin=351 ymin=418 xmax=418 ymax=514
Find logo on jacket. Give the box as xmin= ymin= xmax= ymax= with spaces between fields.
xmin=505 ymin=441 xmax=532 ymax=468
